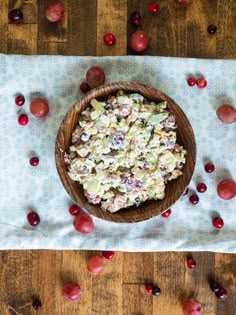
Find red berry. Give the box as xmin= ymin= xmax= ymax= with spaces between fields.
xmin=15 ymin=95 xmax=25 ymax=106
xmin=215 ymin=287 xmax=227 ymax=300
xmin=18 ymin=114 xmax=29 ymax=126
xmin=205 ymin=163 xmax=215 ymax=173
xmin=196 ymin=183 xmax=207 ymax=193
xmin=32 ymin=299 xmax=42 ymax=310
xmin=62 ymin=283 xmax=82 ymax=301
xmin=145 ymin=284 xmax=153 ymax=294
xmin=210 ymin=281 xmax=221 ymax=293
xmin=46 ymin=2 xmax=64 ymax=22
xmin=182 ymin=299 xmax=201 ymax=315
xmin=69 ymin=204 xmax=81 ymax=216
xmin=189 ymin=194 xmax=199 ymax=205
xmin=130 ymin=11 xmax=142 ymax=26
xmin=148 ymin=2 xmax=160 ymax=14
xmin=103 ymin=33 xmax=116 ymax=46
xmin=197 ymin=78 xmax=207 ymax=88
xmin=8 ymin=9 xmax=23 ymax=23
xmin=187 ymin=258 xmax=196 ymax=269
xmin=29 ymin=157 xmax=39 ymax=166
xmin=27 ymin=211 xmax=40 ymax=226
xmin=213 ymin=217 xmax=224 ymax=229
xmin=152 ymin=286 xmax=161 ymax=296
xmin=80 ymin=82 xmax=90 ymax=94
xmin=207 ymin=24 xmax=217 ymax=34
xmin=161 ymin=209 xmax=172 ymax=218
xmin=102 ymin=251 xmax=115 ymax=260
xmin=187 ymin=77 xmax=196 ymax=86
xmin=183 ymin=187 xmax=189 ymax=195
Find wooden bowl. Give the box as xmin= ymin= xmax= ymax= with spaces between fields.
xmin=55 ymin=82 xmax=196 ymax=223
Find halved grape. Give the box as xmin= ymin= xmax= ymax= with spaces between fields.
xmin=73 ymin=213 xmax=94 ymax=233
xmin=86 ymin=66 xmax=105 ymax=88
xmin=87 ymin=255 xmax=107 ymax=275
xmin=217 ymin=178 xmax=236 ymax=200
xmin=216 ymin=104 xmax=236 ymax=124
xmin=62 ymin=283 xmax=82 ymax=301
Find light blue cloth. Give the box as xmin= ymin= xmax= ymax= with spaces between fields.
xmin=0 ymin=54 xmax=235 ymax=252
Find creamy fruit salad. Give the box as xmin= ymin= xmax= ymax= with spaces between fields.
xmin=65 ymin=91 xmax=186 ymax=213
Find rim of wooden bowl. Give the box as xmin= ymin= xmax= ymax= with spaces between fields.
xmin=55 ymin=82 xmax=196 ymax=223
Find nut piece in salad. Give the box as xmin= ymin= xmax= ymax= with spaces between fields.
xmin=65 ymin=91 xmax=186 ymax=213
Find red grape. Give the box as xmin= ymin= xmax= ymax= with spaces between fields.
xmin=87 ymin=255 xmax=107 ymax=275
xmin=182 ymin=299 xmax=201 ymax=315
xmin=62 ymin=283 xmax=82 ymax=301
xmin=46 ymin=2 xmax=64 ymax=22
xmin=73 ymin=213 xmax=94 ymax=233
xmin=86 ymin=66 xmax=105 ymax=88
xmin=217 ymin=178 xmax=236 ymax=200
xmin=130 ymin=30 xmax=148 ymax=52
xmin=216 ymin=104 xmax=236 ymax=124
xmin=30 ymin=98 xmax=49 ymax=118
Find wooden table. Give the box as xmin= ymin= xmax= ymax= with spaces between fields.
xmin=0 ymin=1 xmax=235 ymax=314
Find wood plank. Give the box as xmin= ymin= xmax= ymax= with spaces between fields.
xmin=9 ymin=0 xmax=38 ymax=24
xmin=38 ymin=0 xmax=67 ymax=43
xmin=0 ymin=0 xmax=8 ymax=53
xmin=8 ymin=24 xmax=37 ymax=54
xmin=96 ymin=0 xmax=127 ymax=56
xmin=127 ymin=0 xmax=187 ymax=57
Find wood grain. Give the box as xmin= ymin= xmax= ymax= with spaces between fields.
xmin=0 ymin=1 xmax=236 ymax=314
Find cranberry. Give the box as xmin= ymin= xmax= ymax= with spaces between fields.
xmin=197 ymin=78 xmax=207 ymax=88
xmin=148 ymin=2 xmax=160 ymax=14
xmin=187 ymin=258 xmax=196 ymax=269
xmin=187 ymin=77 xmax=196 ymax=86
xmin=213 ymin=217 xmax=224 ymax=229
xmin=205 ymin=162 xmax=215 ymax=173
xmin=69 ymin=204 xmax=81 ymax=216
xmin=215 ymin=287 xmax=227 ymax=300
xmin=30 ymin=157 xmax=39 ymax=167
xmin=161 ymin=209 xmax=172 ymax=218
xmin=18 ymin=114 xmax=29 ymax=126
xmin=80 ymin=82 xmax=90 ymax=94
xmin=32 ymin=298 xmax=42 ymax=310
xmin=145 ymin=284 xmax=153 ymax=294
xmin=102 ymin=251 xmax=115 ymax=260
xmin=207 ymin=24 xmax=217 ymax=34
xmin=15 ymin=95 xmax=25 ymax=106
xmin=189 ymin=194 xmax=199 ymax=205
xmin=130 ymin=11 xmax=142 ymax=26
xmin=197 ymin=183 xmax=207 ymax=193
xmin=183 ymin=187 xmax=189 ymax=195
xmin=103 ymin=33 xmax=116 ymax=46
xmin=27 ymin=211 xmax=40 ymax=226
xmin=152 ymin=286 xmax=161 ymax=296
xmin=8 ymin=9 xmax=23 ymax=23
xmin=210 ymin=281 xmax=221 ymax=292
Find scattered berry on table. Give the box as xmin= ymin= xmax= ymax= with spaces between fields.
xmin=27 ymin=211 xmax=40 ymax=226
xmin=29 ymin=157 xmax=39 ymax=167
xmin=207 ymin=24 xmax=217 ymax=34
xmin=148 ymin=2 xmax=160 ymax=14
xmin=152 ymin=286 xmax=161 ymax=296
xmin=189 ymin=194 xmax=199 ymax=205
xmin=130 ymin=11 xmax=142 ymax=26
xmin=30 ymin=98 xmax=49 ymax=118
xmin=204 ymin=163 xmax=215 ymax=173
xmin=187 ymin=77 xmax=196 ymax=86
xmin=213 ymin=217 xmax=224 ymax=229
xmin=215 ymin=287 xmax=228 ymax=300
xmin=102 ymin=251 xmax=115 ymax=260
xmin=87 ymin=255 xmax=107 ymax=275
xmin=80 ymin=82 xmax=91 ymax=94
xmin=187 ymin=257 xmax=196 ymax=269
xmin=15 ymin=94 xmax=25 ymax=106
xmin=18 ymin=114 xmax=29 ymax=126
xmin=216 ymin=104 xmax=236 ymax=124
xmin=217 ymin=178 xmax=236 ymax=200
xmin=145 ymin=284 xmax=153 ymax=294
xmin=210 ymin=281 xmax=221 ymax=293
xmin=73 ymin=213 xmax=94 ymax=233
xmin=69 ymin=204 xmax=81 ymax=216
xmin=46 ymin=2 xmax=64 ymax=22
xmin=32 ymin=298 xmax=42 ymax=310
xmin=103 ymin=33 xmax=116 ymax=46
xmin=86 ymin=66 xmax=105 ymax=88
xmin=182 ymin=299 xmax=201 ymax=315
xmin=183 ymin=187 xmax=189 ymax=195
xmin=8 ymin=9 xmax=23 ymax=23
xmin=197 ymin=78 xmax=207 ymax=88
xmin=161 ymin=209 xmax=172 ymax=218
xmin=62 ymin=283 xmax=82 ymax=301
xmin=130 ymin=30 xmax=148 ymax=52
xmin=197 ymin=183 xmax=207 ymax=193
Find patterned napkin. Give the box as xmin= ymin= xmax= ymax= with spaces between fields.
xmin=0 ymin=54 xmax=235 ymax=252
